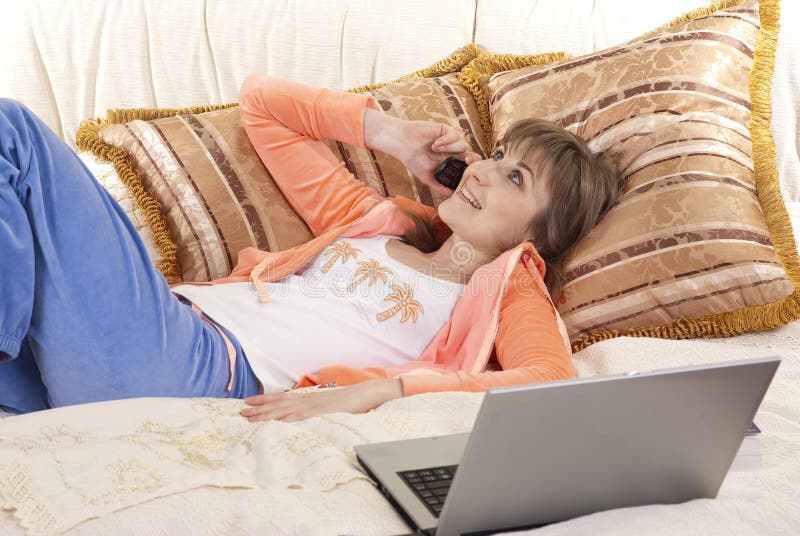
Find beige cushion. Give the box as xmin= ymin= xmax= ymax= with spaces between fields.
xmin=97 ymin=106 xmax=315 ymax=283
xmin=474 ymin=0 xmax=799 ymax=343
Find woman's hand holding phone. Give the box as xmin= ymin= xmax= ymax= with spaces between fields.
xmin=364 ymin=109 xmax=481 ymax=197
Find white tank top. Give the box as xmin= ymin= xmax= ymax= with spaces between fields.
xmin=171 ymin=235 xmax=466 ymax=393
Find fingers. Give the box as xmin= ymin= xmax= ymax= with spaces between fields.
xmin=240 ymin=383 xmax=380 ymax=423
xmin=243 ymin=409 xmax=287 ymax=422
xmin=424 ymin=175 xmax=455 ymax=197
xmin=241 ymin=391 xmax=322 ymax=423
xmin=432 ymin=138 xmax=467 ymax=154
xmin=243 ymin=395 xmax=263 ymax=405
xmin=463 ymin=151 xmax=482 ymax=164
xmin=241 ymin=392 xmax=294 ymax=422
xmin=240 ymin=399 xmax=295 ymax=422
xmin=431 ymin=126 xmax=467 ymax=154
xmin=244 ymin=393 xmax=286 ymax=406
xmin=240 ymin=406 xmax=271 ymax=422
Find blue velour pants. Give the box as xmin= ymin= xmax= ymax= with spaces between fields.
xmin=0 ymin=99 xmax=260 ymax=414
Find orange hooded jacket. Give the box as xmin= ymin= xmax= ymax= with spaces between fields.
xmin=199 ymin=74 xmax=574 ymax=397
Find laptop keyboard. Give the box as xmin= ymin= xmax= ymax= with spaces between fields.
xmin=397 ymin=465 xmax=458 ymax=517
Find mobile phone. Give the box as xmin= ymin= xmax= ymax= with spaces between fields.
xmin=434 ymin=157 xmax=468 ymax=190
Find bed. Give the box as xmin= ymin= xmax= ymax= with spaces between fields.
xmin=2 ymin=0 xmax=799 ymax=534
xmin=2 ymin=328 xmax=799 ymax=535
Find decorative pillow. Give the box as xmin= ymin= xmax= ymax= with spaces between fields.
xmin=77 ymin=44 xmax=508 ymax=283
xmin=468 ymin=0 xmax=800 ymax=347
xmin=77 ymin=152 xmax=161 ymax=264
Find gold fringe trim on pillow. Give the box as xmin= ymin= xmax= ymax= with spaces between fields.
xmin=572 ymin=0 xmax=800 ymax=353
xmin=75 ymin=46 xmax=479 ymax=282
xmin=459 ymin=52 xmax=570 ymax=150
xmin=76 ymin=102 xmax=238 ymax=284
xmin=347 ymin=43 xmax=480 ymax=93
xmin=659 ymin=0 xmax=749 ymax=30
xmin=572 ymin=286 xmax=800 ymax=353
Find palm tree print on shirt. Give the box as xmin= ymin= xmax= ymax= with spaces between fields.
xmin=320 ymin=242 xmax=361 ymax=273
xmin=377 ymin=283 xmax=424 ymax=323
xmin=346 ymin=258 xmax=393 ymax=293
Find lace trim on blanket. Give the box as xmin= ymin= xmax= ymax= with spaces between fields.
xmin=0 ymin=463 xmax=58 ymax=535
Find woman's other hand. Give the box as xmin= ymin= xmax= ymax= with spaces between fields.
xmin=239 ymin=378 xmax=403 ymax=423
xmin=364 ymin=109 xmax=479 ymax=198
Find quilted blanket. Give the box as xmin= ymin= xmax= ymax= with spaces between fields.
xmin=1 ymin=325 xmax=799 ymax=535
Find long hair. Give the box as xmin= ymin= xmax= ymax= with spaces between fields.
xmin=397 ymin=205 xmax=441 ymax=254
xmin=397 ymin=118 xmax=620 ymax=300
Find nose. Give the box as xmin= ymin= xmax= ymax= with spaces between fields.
xmin=471 ymin=161 xmax=499 ymax=186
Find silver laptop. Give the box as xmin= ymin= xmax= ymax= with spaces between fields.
xmin=355 ymin=357 xmax=780 ymax=536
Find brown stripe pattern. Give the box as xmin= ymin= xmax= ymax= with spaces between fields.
xmin=181 ymin=114 xmax=270 ymax=252
xmin=122 ymin=122 xmax=216 ymax=281
xmin=485 ymin=0 xmax=793 ymax=339
xmin=100 ymin=106 xmax=314 ymax=282
xmin=97 ymin=73 xmax=486 ymax=282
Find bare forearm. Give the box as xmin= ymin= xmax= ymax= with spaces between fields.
xmin=363 ymin=108 xmax=405 ymax=156
xmin=240 ymin=378 xmax=404 ymax=422
xmin=371 ymin=378 xmax=404 ymax=407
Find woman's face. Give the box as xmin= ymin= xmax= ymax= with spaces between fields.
xmin=437 ymin=145 xmax=553 ymax=255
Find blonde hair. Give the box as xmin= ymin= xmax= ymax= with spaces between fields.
xmin=398 ymin=118 xmax=620 ymax=300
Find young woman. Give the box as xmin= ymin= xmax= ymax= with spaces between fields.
xmin=0 ymin=74 xmax=618 ymax=420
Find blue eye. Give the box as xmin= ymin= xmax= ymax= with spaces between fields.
xmin=492 ymin=149 xmax=523 ymax=185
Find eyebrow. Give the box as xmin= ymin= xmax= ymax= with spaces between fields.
xmin=518 ymin=161 xmax=534 ymax=184
xmin=500 ymin=143 xmax=535 ymax=186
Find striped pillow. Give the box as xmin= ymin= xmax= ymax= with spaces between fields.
xmin=96 ymin=106 xmax=314 ymax=283
xmin=476 ymin=0 xmax=800 ymax=344
xmin=78 ymin=47 xmax=491 ymax=283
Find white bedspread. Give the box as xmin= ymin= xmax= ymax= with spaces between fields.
xmin=1 ymin=325 xmax=799 ymax=535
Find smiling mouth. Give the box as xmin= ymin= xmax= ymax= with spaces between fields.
xmin=458 ymin=188 xmax=482 ymax=209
